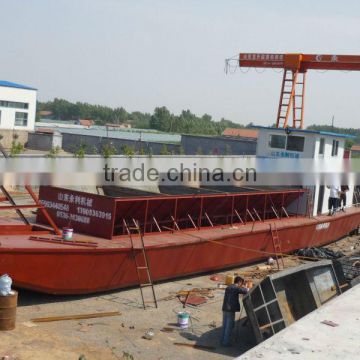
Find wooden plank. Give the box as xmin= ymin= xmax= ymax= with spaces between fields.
xmin=29 ymin=236 xmax=98 ymax=248
xmin=31 ymin=311 xmax=121 ymax=323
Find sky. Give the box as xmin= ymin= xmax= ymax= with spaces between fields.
xmin=1 ymin=0 xmax=360 ymax=128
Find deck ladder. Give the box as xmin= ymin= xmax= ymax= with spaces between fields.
xmin=270 ymin=223 xmax=284 ymax=270
xmin=123 ymin=219 xmax=158 ymax=310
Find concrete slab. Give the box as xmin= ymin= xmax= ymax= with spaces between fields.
xmin=237 ymin=284 xmax=360 ymax=360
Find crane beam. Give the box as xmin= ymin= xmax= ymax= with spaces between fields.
xmin=239 ymin=53 xmax=360 ymax=71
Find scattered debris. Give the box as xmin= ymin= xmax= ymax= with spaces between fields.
xmin=294 ymin=247 xmax=344 ymax=259
xmin=210 ymin=274 xmax=224 ymax=282
xmin=78 ymin=323 xmax=93 ymax=333
xmin=321 ymin=320 xmax=339 ymax=327
xmin=255 ymin=264 xmax=272 ymax=271
xmin=142 ymin=328 xmax=155 ymax=340
xmin=176 ymin=288 xmax=215 ymax=297
xmin=208 ymin=321 xmax=216 ymax=328
xmin=175 ymin=287 xmax=217 ymax=308
xmin=159 ymin=287 xmax=218 ymax=303
xmin=121 ymin=352 xmax=134 ymax=360
xmin=31 ymin=311 xmax=121 ymax=323
xmin=161 ymin=327 xmax=175 ymax=332
xmin=173 ymin=342 xmax=216 ymax=350
xmin=180 ymin=295 xmax=207 ymax=307
xmin=210 ymin=275 xmax=220 ymax=281
xmin=22 ymin=321 xmax=37 ymax=328
xmin=247 ymin=271 xmax=269 ymax=279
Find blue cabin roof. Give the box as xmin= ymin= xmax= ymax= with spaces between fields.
xmin=254 ymin=126 xmax=355 ymax=139
xmin=0 ymin=80 xmax=37 ymax=91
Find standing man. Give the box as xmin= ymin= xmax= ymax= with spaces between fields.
xmin=340 ymin=185 xmax=349 ymax=212
xmin=327 ymin=185 xmax=341 ymax=216
xmin=221 ymin=276 xmax=249 ymax=347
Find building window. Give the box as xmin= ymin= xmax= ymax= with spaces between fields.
xmin=0 ymin=100 xmax=29 ymax=109
xmin=286 ymin=136 xmax=305 ymax=152
xmin=15 ymin=112 xmax=28 ymax=126
xmin=319 ymin=138 xmax=325 ymax=155
xmin=331 ymin=140 xmax=339 ymax=156
xmin=269 ymin=134 xmax=286 ymax=149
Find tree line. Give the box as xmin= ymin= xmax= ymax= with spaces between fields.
xmin=37 ymin=99 xmax=360 ymax=142
xmin=37 ymin=98 xmax=247 ymax=136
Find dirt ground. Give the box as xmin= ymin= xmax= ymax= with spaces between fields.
xmin=1 ymin=233 xmax=359 ymax=360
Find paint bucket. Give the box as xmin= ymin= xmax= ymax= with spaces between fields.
xmin=225 ymin=274 xmax=235 ymax=285
xmin=62 ymin=227 xmax=73 ymax=241
xmin=0 ymin=290 xmax=18 ymax=331
xmin=177 ymin=312 xmax=190 ymax=329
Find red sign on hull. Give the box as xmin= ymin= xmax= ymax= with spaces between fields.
xmin=37 ymin=186 xmax=115 ymax=239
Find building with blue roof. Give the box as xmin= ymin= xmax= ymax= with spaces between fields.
xmin=255 ymin=125 xmax=354 ymax=216
xmin=0 ymin=80 xmax=37 ymax=131
xmin=255 ymin=125 xmax=354 ymax=159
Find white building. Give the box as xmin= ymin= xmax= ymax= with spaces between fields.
xmin=0 ymin=80 xmax=37 ymax=131
xmin=256 ymin=126 xmax=355 ymax=216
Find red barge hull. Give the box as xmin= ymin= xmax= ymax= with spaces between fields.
xmin=1 ymin=209 xmax=360 ymax=295
xmin=0 ymin=187 xmax=360 ymax=294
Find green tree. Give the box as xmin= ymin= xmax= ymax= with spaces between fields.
xmin=112 ymin=107 xmax=128 ymax=124
xmin=150 ymin=107 xmax=172 ymax=131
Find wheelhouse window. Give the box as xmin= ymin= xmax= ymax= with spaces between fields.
xmin=286 ymin=136 xmax=305 ymax=152
xmin=269 ymin=134 xmax=286 ymax=149
xmin=319 ymin=138 xmax=325 ymax=155
xmin=15 ymin=112 xmax=28 ymax=126
xmin=331 ymin=140 xmax=339 ymax=156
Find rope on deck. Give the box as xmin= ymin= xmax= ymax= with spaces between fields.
xmin=200 ymin=237 xmax=325 ymax=262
